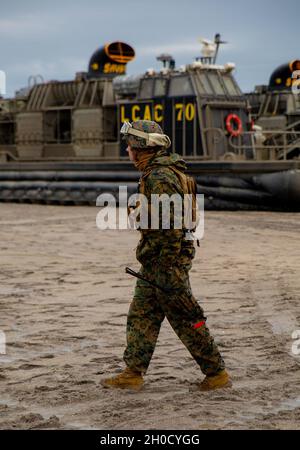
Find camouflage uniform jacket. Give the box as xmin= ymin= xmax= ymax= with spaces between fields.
xmin=136 ymin=150 xmax=195 ymax=271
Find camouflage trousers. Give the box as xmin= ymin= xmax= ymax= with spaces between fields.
xmin=123 ymin=258 xmax=225 ymax=376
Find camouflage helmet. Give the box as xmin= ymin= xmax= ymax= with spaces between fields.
xmin=121 ymin=120 xmax=170 ymax=150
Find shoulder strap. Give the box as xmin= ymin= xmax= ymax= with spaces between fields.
xmin=168 ymin=166 xmax=188 ymax=194
xmin=169 ymin=167 xmax=199 ymax=229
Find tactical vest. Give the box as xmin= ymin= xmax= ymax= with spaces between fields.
xmin=139 ymin=165 xmax=199 ymax=232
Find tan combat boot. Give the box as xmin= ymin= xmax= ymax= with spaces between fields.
xmin=198 ymin=369 xmax=232 ymax=391
xmin=100 ymin=367 xmax=144 ymax=391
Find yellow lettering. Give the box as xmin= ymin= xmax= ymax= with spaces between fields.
xmin=143 ymin=105 xmax=152 ymax=121
xmin=104 ymin=63 xmax=126 ymax=74
xmin=132 ymin=105 xmax=141 ymax=121
xmin=120 ymin=106 xmax=130 ymax=123
xmin=175 ymin=103 xmax=184 ymax=121
xmin=286 ymin=78 xmax=292 ymax=87
xmin=185 ymin=103 xmax=195 ymax=121
xmin=154 ymin=104 xmax=163 ymax=122
xmin=104 ymin=63 xmax=110 ymax=74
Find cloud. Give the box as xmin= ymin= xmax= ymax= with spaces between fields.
xmin=0 ymin=13 xmax=57 ymax=37
xmin=9 ymin=57 xmax=86 ymax=77
xmin=4 ymin=57 xmax=87 ymax=96
xmin=0 ymin=0 xmax=299 ymax=96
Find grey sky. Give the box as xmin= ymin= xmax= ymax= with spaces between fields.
xmin=0 ymin=0 xmax=299 ymax=97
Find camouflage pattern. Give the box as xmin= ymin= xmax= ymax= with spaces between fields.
xmin=137 ymin=151 xmax=189 ymax=237
xmin=125 ymin=120 xmax=163 ymax=149
xmin=123 ymin=148 xmax=225 ymax=375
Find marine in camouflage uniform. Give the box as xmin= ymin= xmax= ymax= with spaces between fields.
xmin=101 ymin=120 xmax=231 ymax=391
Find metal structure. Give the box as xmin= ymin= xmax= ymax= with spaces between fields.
xmin=0 ymin=38 xmax=299 ymax=210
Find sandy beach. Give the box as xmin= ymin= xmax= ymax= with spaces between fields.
xmin=0 ymin=203 xmax=299 ymax=430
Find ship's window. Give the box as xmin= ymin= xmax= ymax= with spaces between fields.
xmin=223 ymin=76 xmax=242 ymax=96
xmin=168 ymin=76 xmax=194 ymax=96
xmin=208 ymin=72 xmax=226 ymax=95
xmin=154 ymin=78 xmax=167 ymax=97
xmin=198 ymin=73 xmax=214 ymax=94
xmin=139 ymin=79 xmax=154 ymax=99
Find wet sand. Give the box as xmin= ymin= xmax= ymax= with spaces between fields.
xmin=0 ymin=203 xmax=299 ymax=430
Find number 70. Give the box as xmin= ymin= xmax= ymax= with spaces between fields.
xmin=175 ymin=103 xmax=195 ymax=121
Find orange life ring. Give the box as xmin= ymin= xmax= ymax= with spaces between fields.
xmin=225 ymin=114 xmax=243 ymax=137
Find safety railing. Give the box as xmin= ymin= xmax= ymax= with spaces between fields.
xmin=228 ymin=130 xmax=300 ymax=160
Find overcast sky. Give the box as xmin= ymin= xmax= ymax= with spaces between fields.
xmin=0 ymin=0 xmax=299 ymax=97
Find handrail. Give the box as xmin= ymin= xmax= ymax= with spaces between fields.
xmin=228 ymin=130 xmax=300 ymax=160
xmin=260 ymin=118 xmax=300 ymax=142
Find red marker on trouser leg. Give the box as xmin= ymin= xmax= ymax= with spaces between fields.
xmin=193 ymin=320 xmax=206 ymax=330
xmin=125 ymin=267 xmax=207 ymax=329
